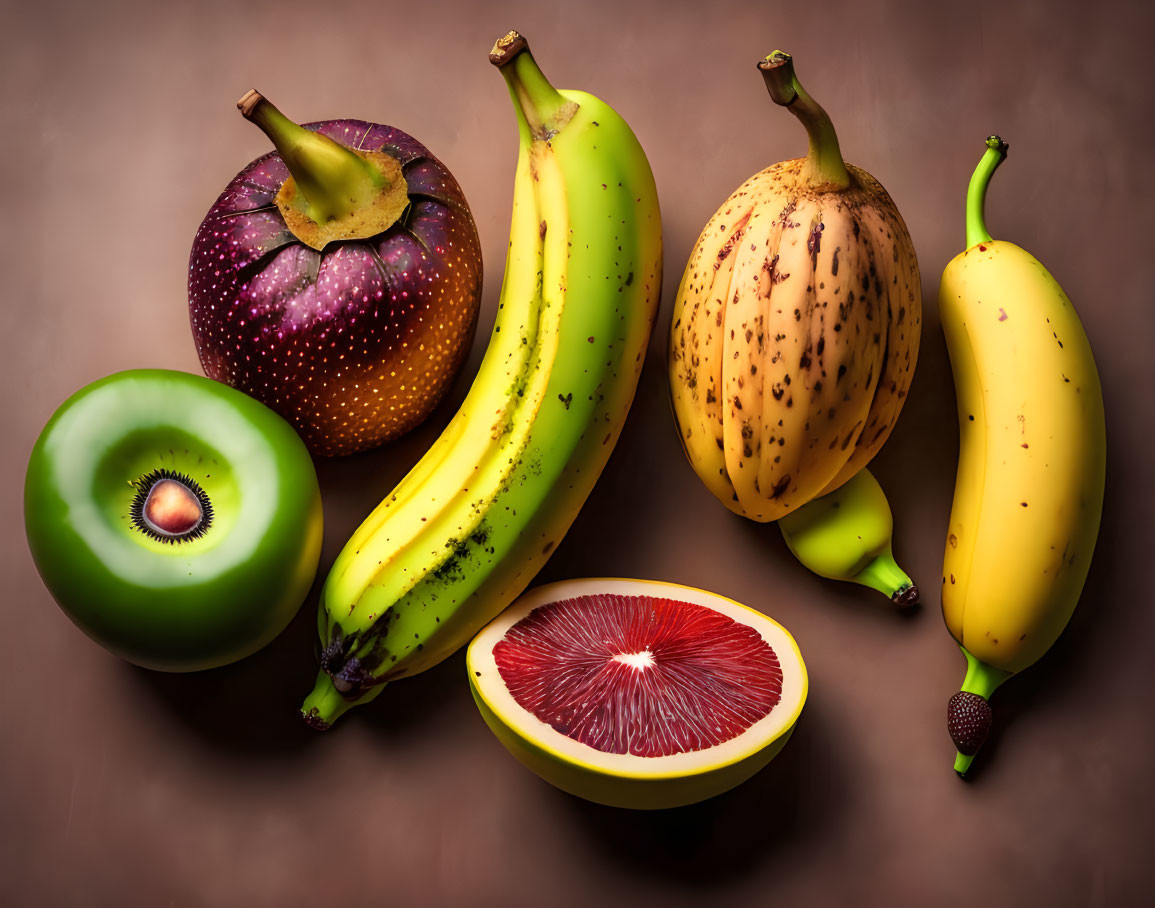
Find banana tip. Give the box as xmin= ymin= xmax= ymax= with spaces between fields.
xmin=237 ymin=89 xmax=262 ymax=117
xmin=758 ymin=51 xmax=800 ymax=107
xmin=892 ymin=583 xmax=921 ymax=608
xmin=490 ymin=30 xmax=527 ymax=67
xmin=301 ymin=709 xmax=331 ymax=732
xmin=757 ymin=50 xmax=791 ymax=70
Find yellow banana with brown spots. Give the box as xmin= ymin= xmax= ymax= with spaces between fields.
xmin=669 ymin=51 xmax=920 ymax=523
xmin=939 ymin=137 xmax=1106 ymax=775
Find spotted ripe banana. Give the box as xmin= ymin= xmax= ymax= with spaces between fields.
xmin=669 ymin=51 xmax=920 ymax=523
xmin=939 ymin=137 xmax=1106 ymax=774
xmin=301 ymin=32 xmax=662 ymax=728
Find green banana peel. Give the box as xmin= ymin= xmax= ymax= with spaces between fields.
xmin=778 ymin=468 xmax=919 ymax=606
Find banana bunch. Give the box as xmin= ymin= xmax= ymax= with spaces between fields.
xmin=669 ymin=51 xmax=920 ymax=524
xmin=779 ymin=468 xmax=918 ymax=605
xmin=301 ymin=32 xmax=662 ymax=728
xmin=939 ymin=137 xmax=1106 ymax=774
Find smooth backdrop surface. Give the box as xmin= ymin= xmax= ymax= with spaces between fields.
xmin=2 ymin=1 xmax=1153 ymax=905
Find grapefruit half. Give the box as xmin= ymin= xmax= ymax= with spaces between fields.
xmin=467 ymin=578 xmax=807 ymax=809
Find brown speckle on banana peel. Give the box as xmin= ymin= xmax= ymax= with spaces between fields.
xmin=820 ymin=168 xmax=921 ymax=493
xmin=669 ymin=159 xmax=920 ymax=519
xmin=668 ymin=180 xmax=772 ymax=509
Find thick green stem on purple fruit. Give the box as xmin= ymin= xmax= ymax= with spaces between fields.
xmin=489 ymin=31 xmax=578 ymax=142
xmin=965 ymin=135 xmax=1009 ymax=249
xmin=758 ymin=51 xmax=851 ymax=192
xmin=239 ymin=90 xmax=381 ymax=222
xmin=237 ymin=90 xmax=408 ymax=251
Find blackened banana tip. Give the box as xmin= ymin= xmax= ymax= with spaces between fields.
xmin=893 ymin=584 xmax=921 ymax=608
xmin=490 ymin=30 xmax=528 ymax=67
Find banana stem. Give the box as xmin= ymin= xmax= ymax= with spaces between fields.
xmin=300 ymin=670 xmax=385 ymax=730
xmin=952 ymin=647 xmax=1013 ymax=774
xmin=855 ymin=551 xmax=920 ymax=606
xmin=757 ymin=51 xmax=851 ymax=191
xmin=237 ymin=90 xmax=386 ymax=225
xmin=964 ymin=135 xmax=1009 ymax=249
xmin=959 ymin=645 xmax=1012 ymax=700
xmin=489 ymin=31 xmax=577 ymax=141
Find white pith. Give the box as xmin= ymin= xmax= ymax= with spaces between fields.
xmin=468 ymin=578 xmax=808 ymax=778
xmin=612 ymin=649 xmax=655 ymax=670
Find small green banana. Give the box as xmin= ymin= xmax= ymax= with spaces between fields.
xmin=778 ymin=468 xmax=918 ymax=606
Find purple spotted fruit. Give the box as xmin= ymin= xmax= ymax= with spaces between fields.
xmin=189 ymin=91 xmax=483 ymax=456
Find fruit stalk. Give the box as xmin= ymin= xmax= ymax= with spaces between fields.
xmin=302 ymin=670 xmax=383 ymax=730
xmin=757 ymin=51 xmax=850 ymax=191
xmin=858 ymin=556 xmax=919 ymax=606
xmin=238 ymin=90 xmax=388 ymax=225
xmin=965 ymin=136 xmax=1008 ymax=248
xmin=950 ymin=648 xmax=1012 ymax=775
xmin=234 ymin=90 xmax=410 ymax=253
xmin=490 ymin=32 xmax=576 ymax=139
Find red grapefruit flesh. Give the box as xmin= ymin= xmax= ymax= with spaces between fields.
xmin=468 ymin=578 xmax=807 ymax=809
xmin=493 ymin=593 xmax=784 ymax=757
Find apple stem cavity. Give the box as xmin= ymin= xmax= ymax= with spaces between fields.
xmin=237 ymin=90 xmax=410 ymax=251
xmin=757 ymin=51 xmax=851 ymax=192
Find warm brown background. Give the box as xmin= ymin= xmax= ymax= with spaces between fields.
xmin=2 ymin=0 xmax=1153 ymax=905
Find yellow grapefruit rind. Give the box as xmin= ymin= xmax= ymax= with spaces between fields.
xmin=466 ymin=577 xmax=808 ymax=810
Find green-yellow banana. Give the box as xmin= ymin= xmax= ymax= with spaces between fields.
xmin=939 ymin=137 xmax=1106 ymax=774
xmin=301 ymin=31 xmax=662 ymax=728
xmin=779 ymin=468 xmax=918 ymax=605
